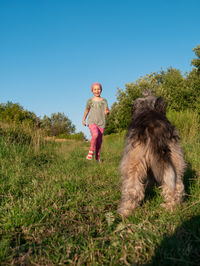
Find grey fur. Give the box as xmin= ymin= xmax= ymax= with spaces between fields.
xmin=118 ymin=95 xmax=186 ymax=217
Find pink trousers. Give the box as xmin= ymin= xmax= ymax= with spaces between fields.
xmin=88 ymin=124 xmax=104 ymax=160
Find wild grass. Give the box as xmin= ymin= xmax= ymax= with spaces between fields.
xmin=0 ymin=110 xmax=199 ymax=265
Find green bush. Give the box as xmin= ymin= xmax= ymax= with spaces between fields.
xmin=0 ymin=101 xmax=38 ymax=125
xmin=56 ymin=132 xmax=86 ymax=140
xmin=41 ymin=112 xmax=75 ymax=137
xmin=105 ymin=66 xmax=200 ymax=134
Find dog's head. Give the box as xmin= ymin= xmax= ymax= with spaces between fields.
xmin=132 ymin=92 xmax=167 ymax=116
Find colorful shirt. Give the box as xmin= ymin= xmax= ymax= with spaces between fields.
xmin=86 ymin=98 xmax=108 ymax=128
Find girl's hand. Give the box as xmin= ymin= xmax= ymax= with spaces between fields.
xmin=105 ymin=108 xmax=110 ymax=115
xmin=82 ymin=120 xmax=86 ymax=126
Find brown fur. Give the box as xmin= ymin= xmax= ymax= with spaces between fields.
xmin=118 ymin=93 xmax=186 ymax=217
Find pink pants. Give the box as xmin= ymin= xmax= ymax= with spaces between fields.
xmin=88 ymin=124 xmax=104 ymax=160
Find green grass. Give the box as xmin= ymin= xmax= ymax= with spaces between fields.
xmin=0 ymin=111 xmax=200 ymax=265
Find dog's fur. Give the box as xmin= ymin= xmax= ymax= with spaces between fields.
xmin=118 ymin=93 xmax=186 ymax=217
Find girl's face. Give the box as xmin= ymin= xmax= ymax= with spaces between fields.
xmin=92 ymin=85 xmax=102 ymax=97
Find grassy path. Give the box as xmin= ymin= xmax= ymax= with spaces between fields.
xmin=0 ymin=130 xmax=200 ymax=265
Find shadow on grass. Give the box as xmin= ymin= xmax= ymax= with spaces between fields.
xmin=147 ymin=215 xmax=200 ymax=265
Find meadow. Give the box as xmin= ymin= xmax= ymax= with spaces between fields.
xmin=0 ymin=110 xmax=200 ymax=265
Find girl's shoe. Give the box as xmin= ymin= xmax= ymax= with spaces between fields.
xmin=86 ymin=150 xmax=94 ymax=160
xmin=96 ymin=159 xmax=102 ymax=163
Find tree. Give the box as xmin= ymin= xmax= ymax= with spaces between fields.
xmin=0 ymin=101 xmax=38 ymax=125
xmin=191 ymin=45 xmax=200 ymax=72
xmin=40 ymin=115 xmax=51 ymax=135
xmin=105 ymin=66 xmax=199 ymax=134
xmin=41 ymin=112 xmax=75 ymax=136
xmin=188 ymin=45 xmax=200 ymax=112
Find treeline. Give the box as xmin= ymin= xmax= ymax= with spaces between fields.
xmin=0 ymin=102 xmax=38 ymax=125
xmin=105 ymin=45 xmax=200 ymax=134
xmin=0 ymin=102 xmax=85 ymax=141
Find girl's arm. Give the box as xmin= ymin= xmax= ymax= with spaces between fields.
xmin=82 ymin=108 xmax=89 ymax=126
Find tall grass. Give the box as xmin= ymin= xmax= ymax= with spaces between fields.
xmin=0 ymin=110 xmax=199 ymax=265
xmin=167 ymin=109 xmax=200 ymax=171
xmin=0 ymin=122 xmax=44 ymax=151
xmin=167 ymin=109 xmax=199 ymax=141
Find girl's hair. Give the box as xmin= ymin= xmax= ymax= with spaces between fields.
xmin=91 ymin=82 xmax=102 ymax=92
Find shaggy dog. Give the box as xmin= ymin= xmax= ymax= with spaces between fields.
xmin=118 ymin=93 xmax=186 ymax=217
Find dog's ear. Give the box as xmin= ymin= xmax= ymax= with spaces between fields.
xmin=132 ymin=102 xmax=137 ymax=114
xmin=154 ymin=97 xmax=167 ymax=114
xmin=132 ymin=99 xmax=142 ymax=114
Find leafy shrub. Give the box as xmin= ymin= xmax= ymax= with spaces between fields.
xmin=105 ymin=67 xmax=200 ymax=134
xmin=41 ymin=112 xmax=75 ymax=136
xmin=56 ymin=132 xmax=86 ymax=140
xmin=0 ymin=101 xmax=38 ymax=125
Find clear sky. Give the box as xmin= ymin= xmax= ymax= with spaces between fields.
xmin=1 ymin=0 xmax=200 ymax=138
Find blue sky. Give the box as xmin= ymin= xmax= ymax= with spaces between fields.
xmin=0 ymin=0 xmax=200 ymax=138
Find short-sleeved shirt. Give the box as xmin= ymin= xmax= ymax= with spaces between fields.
xmin=86 ymin=98 xmax=108 ymax=128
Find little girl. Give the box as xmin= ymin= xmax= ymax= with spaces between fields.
xmin=82 ymin=82 xmax=109 ymax=162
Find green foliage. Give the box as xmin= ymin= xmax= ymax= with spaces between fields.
xmin=191 ymin=44 xmax=200 ymax=72
xmin=41 ymin=112 xmax=76 ymax=137
xmin=105 ymin=45 xmax=200 ymax=134
xmin=167 ymin=109 xmax=200 ymax=141
xmin=185 ymin=68 xmax=200 ymax=111
xmin=56 ymin=131 xmax=86 ymax=140
xmin=0 ymin=102 xmax=81 ymax=141
xmin=104 ymin=102 xmax=120 ymax=135
xmin=0 ymin=101 xmax=38 ymax=126
xmin=0 ymin=125 xmax=32 ymax=145
xmin=0 ymin=123 xmax=44 ymax=151
xmin=0 ymin=102 xmax=44 ymax=147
